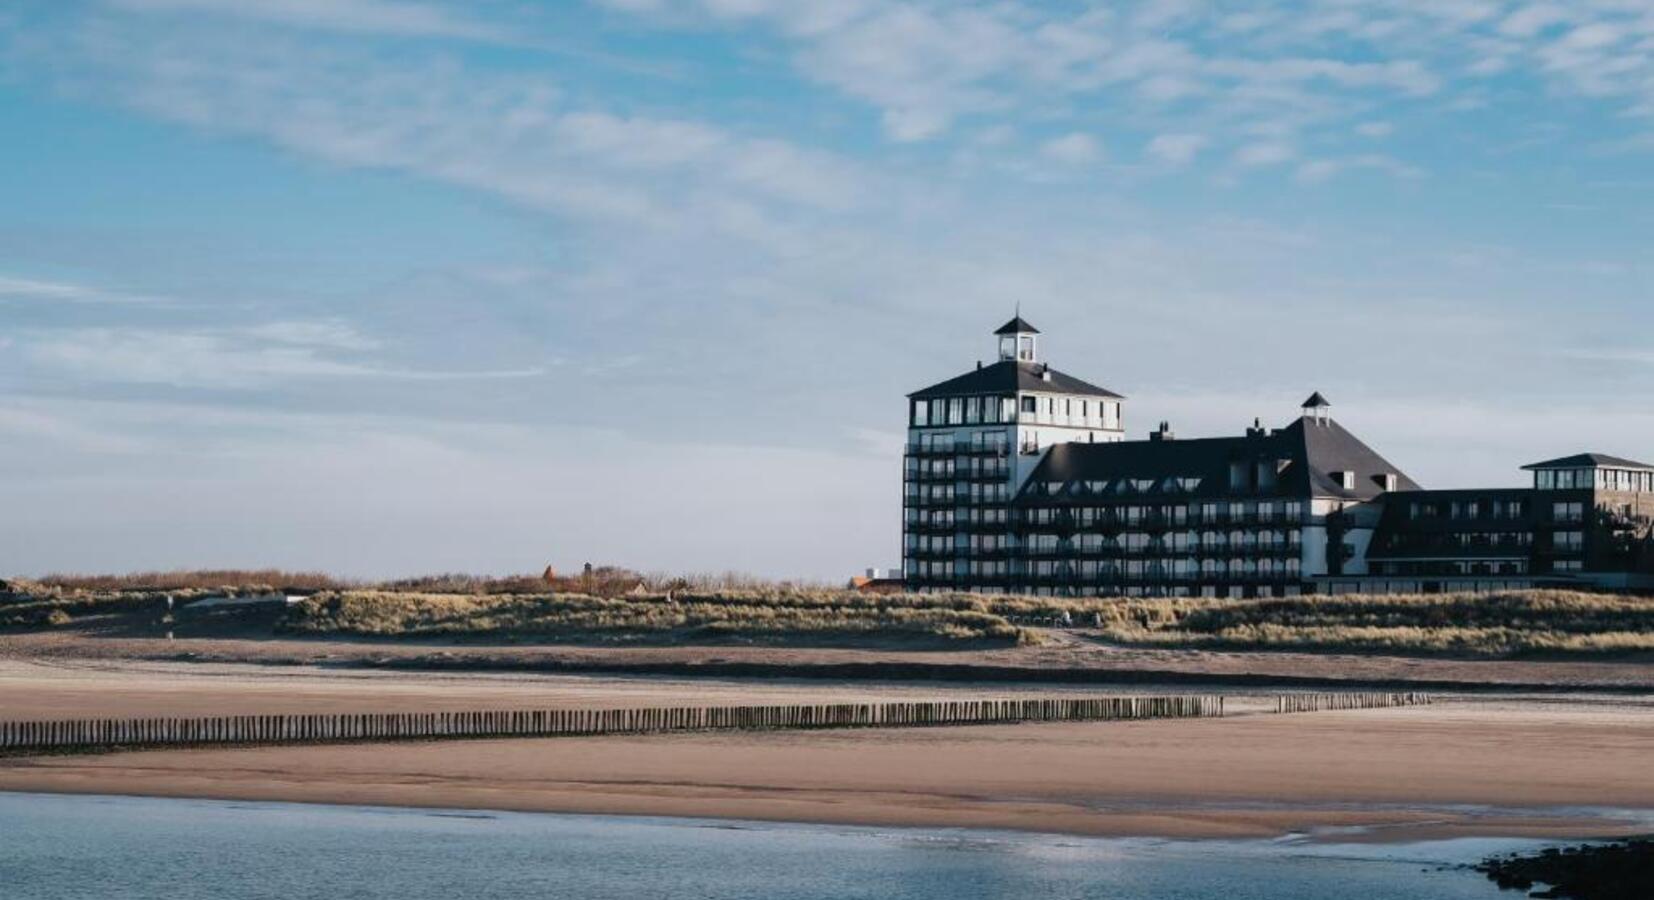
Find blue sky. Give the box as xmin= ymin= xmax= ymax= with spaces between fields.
xmin=1 ymin=0 xmax=1652 ymax=579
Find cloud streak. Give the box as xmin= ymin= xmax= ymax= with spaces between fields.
xmin=18 ymin=323 xmax=546 ymax=389
xmin=103 ymin=0 xmax=509 ymax=41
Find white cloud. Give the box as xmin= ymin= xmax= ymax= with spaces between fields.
xmin=19 ymin=25 xmax=877 ymax=243
xmin=1040 ymin=132 xmax=1101 ymax=165
xmin=1145 ymin=132 xmax=1206 ymax=164
xmin=1355 ymin=120 xmax=1394 ymax=137
xmin=1234 ymin=140 xmax=1296 ymax=167
xmin=595 ymin=0 xmax=1654 ymax=177
xmin=0 ymin=274 xmax=174 ymax=305
xmin=1294 ymin=154 xmax=1423 ymax=183
xmin=19 ymin=324 xmax=544 ymax=389
xmin=104 ymin=0 xmax=508 ymax=41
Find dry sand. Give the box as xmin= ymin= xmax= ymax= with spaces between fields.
xmin=3 ymin=655 xmax=1652 ymax=841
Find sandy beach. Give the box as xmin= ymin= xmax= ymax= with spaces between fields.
xmin=3 ymin=653 xmax=1652 ymax=841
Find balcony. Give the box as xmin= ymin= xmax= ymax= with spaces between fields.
xmin=907 ymin=440 xmax=1012 ymax=456
xmin=955 ymin=468 xmax=1011 ymax=483
xmin=904 ymin=520 xmax=956 ymax=534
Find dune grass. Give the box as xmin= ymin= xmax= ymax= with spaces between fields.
xmin=1062 ymin=591 xmax=1654 ymax=656
xmin=7 ymin=572 xmax=1654 ymax=656
xmin=278 ymin=590 xmax=1029 ymax=646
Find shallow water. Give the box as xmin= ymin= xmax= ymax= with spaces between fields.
xmin=0 ymin=792 xmax=1533 ymax=899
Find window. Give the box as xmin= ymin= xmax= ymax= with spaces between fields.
xmin=1019 ymin=336 xmax=1034 ymax=361
xmin=1553 ymin=501 xmax=1584 ymax=524
xmin=913 ymin=400 xmax=929 ymax=427
xmin=1554 ymin=530 xmax=1584 ymax=552
xmin=1021 ymin=396 xmax=1038 ymax=414
xmin=965 ymin=397 xmax=980 ymax=424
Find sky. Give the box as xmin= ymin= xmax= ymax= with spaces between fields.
xmin=1 ymin=0 xmax=1652 ymax=580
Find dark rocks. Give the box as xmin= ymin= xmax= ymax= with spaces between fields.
xmin=1475 ymin=840 xmax=1654 ymax=899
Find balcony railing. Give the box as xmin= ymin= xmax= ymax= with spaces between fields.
xmin=904 ymin=442 xmax=1011 ymax=457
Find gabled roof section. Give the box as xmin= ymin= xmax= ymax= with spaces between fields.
xmin=1521 ymin=452 xmax=1654 ymax=471
xmin=994 ymin=316 xmax=1040 ymax=335
xmin=1301 ymin=391 xmax=1331 ymax=408
xmin=908 ymin=359 xmax=1124 ymax=400
xmin=1019 ymin=416 xmax=1418 ymax=501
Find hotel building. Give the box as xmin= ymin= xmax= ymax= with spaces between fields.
xmin=902 ymin=319 xmax=1654 ymax=596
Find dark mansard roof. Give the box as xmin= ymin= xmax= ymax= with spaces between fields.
xmin=908 ymin=359 xmax=1124 ymax=400
xmin=1521 ymin=452 xmax=1654 ymax=471
xmin=1020 ymin=416 xmax=1419 ymax=501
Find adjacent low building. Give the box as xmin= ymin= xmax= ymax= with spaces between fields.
xmin=902 ymin=319 xmax=1654 ymax=596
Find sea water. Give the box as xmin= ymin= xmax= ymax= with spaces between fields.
xmin=0 ymin=792 xmax=1530 ymax=899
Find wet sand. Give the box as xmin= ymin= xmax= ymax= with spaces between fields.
xmin=3 ymin=662 xmax=1651 ymax=841
xmin=4 ymin=644 xmax=1652 ymax=842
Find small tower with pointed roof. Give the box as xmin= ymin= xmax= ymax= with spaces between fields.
xmin=1302 ymin=391 xmax=1331 ymax=426
xmin=995 ymin=315 xmax=1040 ymax=363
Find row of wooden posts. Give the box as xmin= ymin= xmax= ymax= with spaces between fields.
xmin=0 ymin=695 xmax=1222 ymax=753
xmin=0 ymin=692 xmax=1434 ymax=754
xmin=1274 ymin=692 xmax=1431 ymax=714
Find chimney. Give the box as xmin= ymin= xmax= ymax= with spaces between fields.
xmin=1040 ymin=366 xmax=1052 ymax=382
xmin=976 ymin=360 xmax=983 ymax=370
xmin=1149 ymin=421 xmax=1175 ymax=442
xmin=1245 ymin=417 xmax=1267 ymax=438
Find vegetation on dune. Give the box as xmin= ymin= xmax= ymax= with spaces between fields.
xmin=278 ymin=591 xmax=1030 ymax=646
xmin=1072 ymin=591 xmax=1654 ymax=657
xmin=32 ymin=570 xmax=349 ymax=592
xmin=270 ymin=588 xmax=1654 ymax=655
xmin=6 ymin=571 xmax=1654 ymax=656
xmin=25 ymin=567 xmax=828 ymax=597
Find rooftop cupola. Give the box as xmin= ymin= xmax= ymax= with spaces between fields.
xmin=1301 ymin=391 xmax=1331 ymax=426
xmin=995 ymin=315 xmax=1040 ymax=363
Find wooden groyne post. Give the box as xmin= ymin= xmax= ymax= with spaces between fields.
xmin=0 ymin=694 xmax=1225 ymax=754
xmin=1272 ymin=692 xmax=1432 ymax=714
